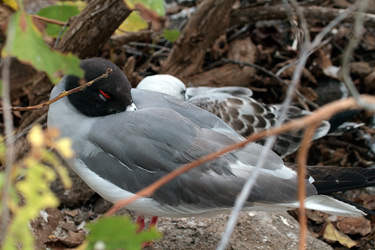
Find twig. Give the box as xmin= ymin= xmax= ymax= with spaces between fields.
xmin=128 ymin=42 xmax=171 ymax=51
xmin=289 ymin=0 xmax=311 ymax=44
xmin=297 ymin=122 xmax=319 ymax=250
xmin=275 ymin=38 xmax=331 ymax=77
xmin=0 ymin=56 xmax=15 ymax=247
xmin=105 ymin=95 xmax=374 ymax=216
xmin=109 ymin=31 xmax=155 ymax=47
xmin=31 ymin=15 xmax=67 ymax=26
xmin=54 ymin=21 xmax=69 ymax=49
xmin=0 ymin=68 xmax=113 ymax=112
xmin=339 ymin=0 xmax=375 ymax=111
xmin=231 ymin=5 xmax=375 ymax=27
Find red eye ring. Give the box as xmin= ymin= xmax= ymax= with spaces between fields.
xmin=99 ymin=90 xmax=111 ymax=99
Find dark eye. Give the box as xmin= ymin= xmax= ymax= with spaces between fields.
xmin=99 ymin=90 xmax=111 ymax=101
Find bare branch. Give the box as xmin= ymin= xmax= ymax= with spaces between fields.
xmin=297 ymin=123 xmax=319 ymax=250
xmin=231 ymin=5 xmax=375 ymax=27
xmin=339 ymin=0 xmax=375 ymax=111
xmin=0 ymin=56 xmax=15 ymax=248
xmin=0 ymin=68 xmax=113 ymax=112
xmin=31 ymin=14 xmax=67 ymax=26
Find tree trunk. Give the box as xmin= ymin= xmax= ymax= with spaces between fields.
xmin=57 ymin=0 xmax=132 ymax=58
xmin=161 ymin=0 xmax=236 ymax=78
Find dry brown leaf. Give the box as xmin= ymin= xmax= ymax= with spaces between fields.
xmin=350 ymin=62 xmax=372 ymax=78
xmin=337 ymin=217 xmax=372 ymax=236
xmin=135 ymin=3 xmax=164 ymax=32
xmin=306 ymin=210 xmax=328 ymax=224
xmin=212 ymin=34 xmax=228 ymax=59
xmin=323 ymin=222 xmax=357 ymax=248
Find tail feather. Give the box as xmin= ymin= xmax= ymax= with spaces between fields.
xmin=307 ymin=166 xmax=375 ymax=194
xmin=253 ymin=195 xmax=365 ymax=217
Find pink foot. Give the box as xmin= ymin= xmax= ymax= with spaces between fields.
xmin=136 ymin=215 xmax=145 ymax=233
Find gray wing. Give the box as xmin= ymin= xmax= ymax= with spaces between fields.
xmin=132 ymin=88 xmax=241 ymax=138
xmin=86 ymin=107 xmax=316 ymax=210
xmin=87 ymin=108 xmax=243 ymax=207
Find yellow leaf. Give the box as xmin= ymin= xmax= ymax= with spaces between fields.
xmin=57 ymin=0 xmax=87 ymax=11
xmin=27 ymin=125 xmax=44 ymax=148
xmin=117 ymin=12 xmax=147 ymax=33
xmin=56 ymin=138 xmax=75 ymax=158
xmin=323 ymin=222 xmax=357 ymax=248
xmin=42 ymin=149 xmax=72 ymax=189
xmin=4 ymin=0 xmax=18 ymax=10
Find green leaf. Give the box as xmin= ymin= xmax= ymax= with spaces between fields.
xmin=3 ymin=10 xmax=83 ymax=83
xmin=86 ymin=216 xmax=161 ymax=250
xmin=163 ymin=29 xmax=180 ymax=43
xmin=37 ymin=5 xmax=80 ymax=38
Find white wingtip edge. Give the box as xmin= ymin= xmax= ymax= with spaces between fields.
xmin=304 ymin=195 xmax=365 ymax=217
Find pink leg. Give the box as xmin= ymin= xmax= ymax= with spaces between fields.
xmin=141 ymin=216 xmax=159 ymax=248
xmin=136 ymin=215 xmax=145 ymax=233
xmin=149 ymin=216 xmax=158 ymax=228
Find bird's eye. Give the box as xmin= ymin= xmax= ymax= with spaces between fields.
xmin=99 ymin=90 xmax=111 ymax=101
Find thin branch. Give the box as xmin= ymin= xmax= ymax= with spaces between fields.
xmin=339 ymin=0 xmax=375 ymax=111
xmin=289 ymin=0 xmax=311 ymax=45
xmin=105 ymin=95 xmax=374 ymax=216
xmin=231 ymin=5 xmax=375 ymax=28
xmin=31 ymin=14 xmax=67 ymax=26
xmin=310 ymin=3 xmax=358 ymax=51
xmin=297 ymin=122 xmax=319 ymax=250
xmin=0 ymin=68 xmax=113 ymax=112
xmin=0 ymin=56 xmax=15 ymax=247
xmin=54 ymin=21 xmax=69 ymax=49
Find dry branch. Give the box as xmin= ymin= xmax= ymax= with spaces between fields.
xmin=297 ymin=123 xmax=319 ymax=250
xmin=0 ymin=68 xmax=113 ymax=112
xmin=109 ymin=30 xmax=155 ymax=47
xmin=57 ymin=0 xmax=132 ymax=58
xmin=31 ymin=15 xmax=66 ymax=26
xmin=106 ymin=95 xmax=375 ymax=216
xmin=231 ymin=5 xmax=375 ymax=27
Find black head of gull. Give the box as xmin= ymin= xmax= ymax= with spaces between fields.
xmin=48 ymin=58 xmax=374 ymax=222
xmin=65 ymin=57 xmax=135 ymax=117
